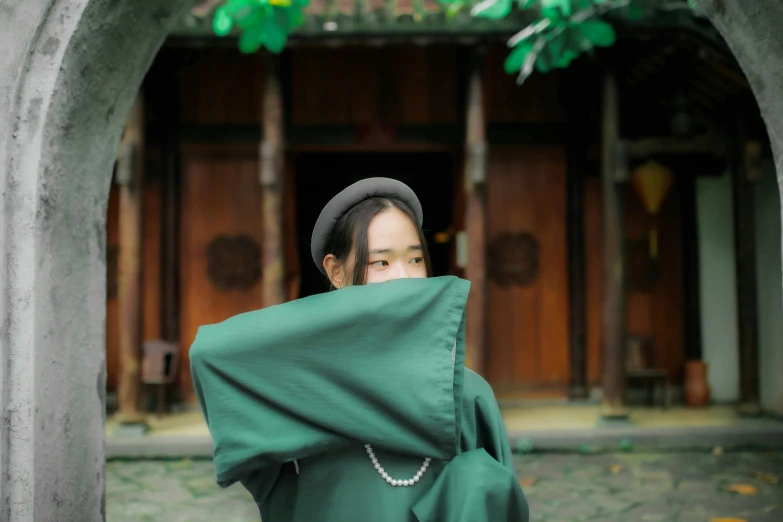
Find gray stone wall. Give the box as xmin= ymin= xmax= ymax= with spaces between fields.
xmin=0 ymin=1 xmax=190 ymax=520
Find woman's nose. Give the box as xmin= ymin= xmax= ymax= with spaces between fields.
xmin=391 ymin=262 xmax=411 ymax=280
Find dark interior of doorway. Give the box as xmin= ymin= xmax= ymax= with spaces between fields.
xmin=295 ymin=152 xmax=455 ymax=298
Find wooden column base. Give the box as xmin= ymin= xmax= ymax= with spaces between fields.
xmin=113 ymin=411 xmax=148 ymax=426
xmin=600 ymin=400 xmax=630 ymax=420
xmin=737 ymin=402 xmax=762 ymax=417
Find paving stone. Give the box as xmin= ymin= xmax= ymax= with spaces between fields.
xmin=105 ymin=452 xmax=783 ymax=522
xmin=633 ymin=468 xmax=674 ymax=481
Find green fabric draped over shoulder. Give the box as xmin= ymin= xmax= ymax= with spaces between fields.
xmin=190 ymin=276 xmax=529 ymax=522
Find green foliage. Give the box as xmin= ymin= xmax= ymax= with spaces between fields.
xmin=470 ymin=0 xmax=513 ymax=19
xmin=213 ymin=0 xmax=310 ymax=54
xmin=463 ymin=0 xmax=644 ymax=84
xmin=211 ymin=0 xmax=698 ymax=86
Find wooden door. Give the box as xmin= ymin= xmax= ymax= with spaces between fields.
xmin=179 ymin=145 xmax=264 ymax=404
xmin=486 ymin=145 xmax=570 ymax=394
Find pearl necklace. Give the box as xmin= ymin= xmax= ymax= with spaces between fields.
xmin=364 ymin=444 xmax=431 ymax=487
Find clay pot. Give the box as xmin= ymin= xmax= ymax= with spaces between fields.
xmin=684 ymin=360 xmax=711 ymax=407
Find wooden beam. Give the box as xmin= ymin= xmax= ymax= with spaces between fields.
xmin=463 ymin=48 xmax=487 ymax=376
xmin=626 ymin=132 xmax=729 ymax=159
xmin=600 ymin=73 xmax=629 ymax=419
xmin=260 ymin=54 xmax=287 ymax=307
xmin=175 ymin=123 xmax=567 ymax=147
xmin=485 ymin=123 xmax=566 ymax=145
xmin=732 ymin=118 xmax=761 ymax=415
xmin=115 ymin=93 xmax=147 ymax=425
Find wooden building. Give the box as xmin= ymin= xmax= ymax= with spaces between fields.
xmin=105 ymin=2 xmax=764 ymax=415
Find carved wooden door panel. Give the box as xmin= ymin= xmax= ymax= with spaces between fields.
xmin=486 ymin=145 xmax=570 ymax=394
xmin=178 ymin=145 xmax=264 ymax=405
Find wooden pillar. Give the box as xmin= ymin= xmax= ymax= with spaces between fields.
xmin=566 ymin=70 xmax=588 ymax=399
xmin=261 ymin=54 xmax=287 ymax=307
xmin=680 ymin=173 xmax=703 ymax=361
xmin=161 ymin=77 xmax=180 ymax=344
xmin=732 ymin=117 xmax=760 ymax=415
xmin=464 ymin=48 xmax=487 ymax=375
xmin=115 ymin=93 xmax=146 ymax=425
xmin=600 ymin=73 xmax=629 ymax=418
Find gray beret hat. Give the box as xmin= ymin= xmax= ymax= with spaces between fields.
xmin=310 ymin=177 xmax=423 ymax=276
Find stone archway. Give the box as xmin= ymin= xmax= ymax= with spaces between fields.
xmin=0 ymin=0 xmax=782 ymax=520
xmin=0 ymin=1 xmax=190 ymax=520
xmin=698 ymin=0 xmax=783 ymax=188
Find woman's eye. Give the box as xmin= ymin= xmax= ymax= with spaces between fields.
xmin=410 ymin=257 xmax=423 ymax=265
xmin=371 ymin=260 xmax=388 ymax=267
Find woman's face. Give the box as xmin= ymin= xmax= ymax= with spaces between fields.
xmin=363 ymin=207 xmax=427 ymax=284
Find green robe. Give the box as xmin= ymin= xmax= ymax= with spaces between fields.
xmin=190 ymin=276 xmax=529 ymax=522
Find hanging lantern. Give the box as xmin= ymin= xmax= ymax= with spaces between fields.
xmin=631 ymin=160 xmax=673 ymax=259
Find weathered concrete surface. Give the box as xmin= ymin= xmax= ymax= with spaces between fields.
xmin=698 ymin=0 xmax=783 ymax=415
xmin=696 ymin=0 xmax=783 ymax=169
xmin=0 ymin=1 xmax=190 ymax=521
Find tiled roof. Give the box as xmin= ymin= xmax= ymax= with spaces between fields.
xmin=179 ymin=0 xmax=532 ymax=37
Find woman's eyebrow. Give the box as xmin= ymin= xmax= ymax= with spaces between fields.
xmin=369 ymin=245 xmax=422 ymax=254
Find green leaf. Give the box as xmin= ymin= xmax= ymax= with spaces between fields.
xmin=620 ymin=1 xmax=645 ymax=20
xmin=287 ymin=7 xmax=306 ymax=30
xmin=263 ymin=8 xmax=288 ymax=53
xmin=536 ymin=31 xmax=564 ymax=73
xmin=446 ymin=1 xmax=466 ymax=18
xmin=272 ymin=5 xmax=300 ymax=31
xmin=532 ymin=27 xmax=586 ymax=73
xmin=236 ymin=7 xmax=265 ymax=29
xmin=504 ymin=41 xmax=534 ymax=74
xmin=577 ymin=19 xmax=616 ymax=47
xmin=471 ymin=0 xmax=512 ymax=20
xmin=238 ymin=23 xmax=266 ymax=53
xmin=536 ymin=55 xmax=551 ymax=73
xmin=541 ymin=0 xmax=571 ymax=18
xmin=544 ymin=31 xmax=565 ymax=60
xmin=234 ymin=2 xmax=264 ymax=26
xmin=554 ymin=47 xmax=579 ymax=68
xmin=231 ymin=0 xmax=261 ymax=17
xmin=518 ymin=0 xmax=537 ymax=8
xmin=213 ymin=7 xmax=234 ymax=36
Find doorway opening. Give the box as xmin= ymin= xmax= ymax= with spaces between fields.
xmin=295 ymin=152 xmax=456 ymax=298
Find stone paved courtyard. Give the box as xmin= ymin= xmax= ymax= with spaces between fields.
xmin=107 ymin=451 xmax=783 ymax=521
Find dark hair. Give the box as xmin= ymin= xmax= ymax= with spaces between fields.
xmin=323 ymin=196 xmax=432 ymax=288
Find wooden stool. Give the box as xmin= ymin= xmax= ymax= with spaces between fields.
xmin=141 ymin=340 xmax=179 ymax=417
xmin=625 ymin=335 xmax=671 ymax=410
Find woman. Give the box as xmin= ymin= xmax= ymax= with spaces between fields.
xmin=190 ymin=177 xmax=529 ymax=522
